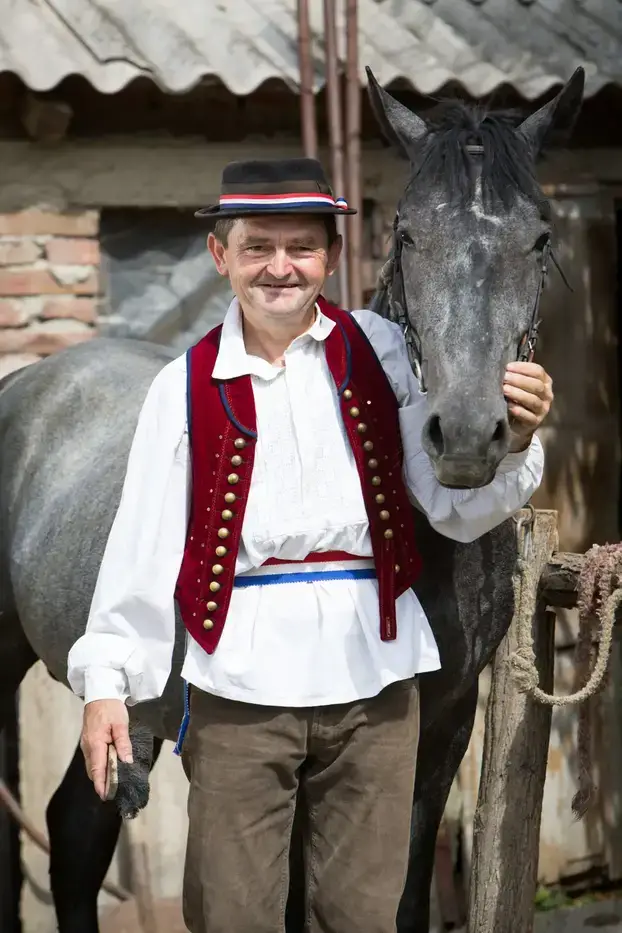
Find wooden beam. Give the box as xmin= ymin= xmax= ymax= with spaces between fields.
xmin=0 ymin=139 xmax=619 ymax=213
xmin=540 ymin=551 xmax=584 ymax=608
xmin=468 ymin=510 xmax=558 ymax=933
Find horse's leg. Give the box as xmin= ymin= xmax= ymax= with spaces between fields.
xmin=47 ymin=734 xmax=163 ymax=933
xmin=0 ymin=614 xmax=37 ymax=731
xmin=397 ymin=679 xmax=479 ymax=933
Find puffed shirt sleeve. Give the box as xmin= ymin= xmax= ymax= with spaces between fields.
xmin=351 ymin=309 xmax=545 ymax=543
xmin=66 ymin=355 xmax=190 ymax=706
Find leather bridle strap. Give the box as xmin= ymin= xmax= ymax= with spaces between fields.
xmin=386 ymin=222 xmax=571 ymax=393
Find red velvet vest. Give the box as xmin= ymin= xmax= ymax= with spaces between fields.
xmin=174 ymin=297 xmax=421 ymax=654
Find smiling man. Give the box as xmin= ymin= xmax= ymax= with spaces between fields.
xmin=68 ymin=158 xmax=552 ymax=933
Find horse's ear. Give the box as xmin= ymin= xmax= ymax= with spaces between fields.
xmin=365 ymin=66 xmax=427 ymax=158
xmin=517 ymin=67 xmax=585 ymax=158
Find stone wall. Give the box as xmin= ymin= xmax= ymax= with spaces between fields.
xmin=0 ymin=209 xmax=101 ymax=378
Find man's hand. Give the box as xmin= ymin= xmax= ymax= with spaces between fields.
xmin=80 ymin=699 xmax=133 ymax=800
xmin=503 ymin=361 xmax=554 ymax=452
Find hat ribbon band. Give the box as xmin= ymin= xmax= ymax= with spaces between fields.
xmin=219 ymin=192 xmax=349 ymax=210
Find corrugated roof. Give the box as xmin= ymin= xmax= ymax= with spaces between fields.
xmin=0 ymin=0 xmax=620 ymax=100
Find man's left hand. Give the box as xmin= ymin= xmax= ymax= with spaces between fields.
xmin=503 ymin=361 xmax=554 ymax=452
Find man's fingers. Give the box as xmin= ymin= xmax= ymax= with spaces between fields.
xmin=87 ymin=738 xmax=111 ymax=800
xmin=509 ymin=405 xmax=540 ymax=428
xmin=111 ymin=722 xmax=134 ymax=764
xmin=503 ymin=371 xmax=549 ymax=399
xmin=504 ymin=384 xmax=548 ymax=415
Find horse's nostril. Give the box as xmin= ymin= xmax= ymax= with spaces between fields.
xmin=427 ymin=414 xmax=444 ymax=456
xmin=492 ymin=420 xmax=506 ymax=443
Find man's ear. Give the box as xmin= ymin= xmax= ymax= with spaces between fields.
xmin=207 ymin=233 xmax=229 ymax=276
xmin=326 ymin=234 xmax=343 ymax=276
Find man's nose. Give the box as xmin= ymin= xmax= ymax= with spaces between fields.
xmin=267 ymin=250 xmax=294 ymax=278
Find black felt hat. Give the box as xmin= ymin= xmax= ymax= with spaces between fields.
xmin=195 ymin=157 xmax=357 ymax=219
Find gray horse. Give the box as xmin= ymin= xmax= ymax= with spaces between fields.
xmin=0 ymin=67 xmax=583 ymax=933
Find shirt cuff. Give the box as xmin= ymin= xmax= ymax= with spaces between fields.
xmin=496 ymin=434 xmax=542 ymax=475
xmin=83 ymin=667 xmax=130 ymax=705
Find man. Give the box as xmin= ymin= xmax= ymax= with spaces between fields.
xmin=68 ymin=158 xmax=552 ymax=933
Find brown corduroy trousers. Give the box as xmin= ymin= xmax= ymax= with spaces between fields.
xmin=181 ymin=678 xmax=420 ymax=933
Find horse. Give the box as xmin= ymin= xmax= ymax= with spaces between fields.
xmin=0 ymin=65 xmax=584 ymax=933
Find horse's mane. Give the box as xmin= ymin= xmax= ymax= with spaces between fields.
xmin=410 ymin=101 xmax=550 ymax=217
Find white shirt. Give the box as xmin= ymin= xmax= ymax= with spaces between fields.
xmin=67 ymin=300 xmax=544 ymax=708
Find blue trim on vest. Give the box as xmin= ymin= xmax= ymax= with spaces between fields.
xmin=185 ymin=349 xmax=192 ymax=444
xmin=335 ymin=319 xmax=353 ymax=397
xmin=233 ymin=568 xmax=377 ymax=587
xmin=173 ymin=680 xmax=191 ymax=757
xmin=218 ymin=383 xmax=258 ymax=439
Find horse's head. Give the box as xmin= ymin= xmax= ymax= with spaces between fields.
xmin=367 ymin=68 xmax=584 ymax=488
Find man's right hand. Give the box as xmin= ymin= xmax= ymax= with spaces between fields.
xmin=80 ymin=699 xmax=133 ymax=800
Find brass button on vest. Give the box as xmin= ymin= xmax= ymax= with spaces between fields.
xmin=343 ymin=389 xmax=353 ymax=400
xmin=209 ymin=581 xmax=221 ymax=593
xmin=379 ymin=510 xmax=390 ymax=521
xmin=363 ymin=440 xmax=374 ymax=451
xmin=217 ymin=528 xmax=230 ymax=539
xmin=231 ymin=455 xmax=243 ymax=467
xmin=203 ymin=619 xmax=214 ymax=631
xmin=368 ymin=458 xmax=378 ymax=469
xmin=371 ymin=476 xmax=381 ymax=486
xmin=234 ymin=438 xmax=246 ymax=449
xmin=224 ymin=492 xmax=237 ymax=504
xmin=375 ymin=493 xmax=385 ymax=504
xmin=215 ymin=546 xmax=227 ymax=557
xmin=212 ymin=564 xmax=224 ymax=575
xmin=384 ymin=529 xmax=394 ymax=539
xmin=227 ymin=473 xmax=240 ymax=485
xmin=357 ymin=423 xmax=367 ymax=433
xmin=206 ymin=601 xmax=218 ymax=611
xmin=349 ymin=406 xmax=360 ymax=417
xmin=221 ymin=509 xmax=233 ymax=521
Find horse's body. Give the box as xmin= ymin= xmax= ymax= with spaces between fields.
xmin=0 ymin=68 xmax=584 ymax=932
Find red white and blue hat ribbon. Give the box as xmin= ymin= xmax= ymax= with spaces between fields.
xmin=218 ymin=192 xmax=349 ymax=210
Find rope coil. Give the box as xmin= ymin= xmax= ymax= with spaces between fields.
xmin=509 ymin=512 xmax=621 ymax=818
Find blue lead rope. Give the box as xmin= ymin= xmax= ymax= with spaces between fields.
xmin=173 ymin=679 xmax=191 ymax=757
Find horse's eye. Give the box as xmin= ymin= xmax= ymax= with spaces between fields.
xmin=398 ymin=228 xmax=415 ymax=248
xmin=533 ymin=233 xmax=550 ymax=253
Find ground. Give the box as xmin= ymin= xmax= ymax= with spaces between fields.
xmin=100 ymin=897 xmax=622 ymax=933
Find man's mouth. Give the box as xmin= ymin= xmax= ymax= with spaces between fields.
xmin=257 ymin=283 xmax=301 ymax=290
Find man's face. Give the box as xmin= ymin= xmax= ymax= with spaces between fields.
xmin=207 ymin=214 xmax=342 ymax=321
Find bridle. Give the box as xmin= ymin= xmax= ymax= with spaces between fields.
xmin=377 ymin=144 xmax=571 ymax=394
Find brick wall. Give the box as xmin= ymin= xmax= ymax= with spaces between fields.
xmin=0 ymin=209 xmax=101 ymax=379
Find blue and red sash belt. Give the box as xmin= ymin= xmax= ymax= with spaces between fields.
xmin=233 ymin=550 xmax=376 ymax=587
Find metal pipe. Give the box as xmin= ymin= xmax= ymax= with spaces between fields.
xmin=297 ymin=0 xmax=318 ymax=158
xmin=345 ymin=0 xmax=363 ymax=309
xmin=323 ymin=0 xmax=350 ymax=308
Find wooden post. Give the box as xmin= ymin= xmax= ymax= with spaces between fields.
xmin=468 ymin=509 xmax=558 ymax=933
xmin=296 ymin=0 xmax=317 ymax=158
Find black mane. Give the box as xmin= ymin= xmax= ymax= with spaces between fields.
xmin=411 ymin=101 xmax=549 ymax=216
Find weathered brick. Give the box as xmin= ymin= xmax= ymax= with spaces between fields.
xmin=0 ymin=241 xmax=41 ymax=266
xmin=0 ymin=299 xmax=30 ymax=327
xmin=46 ymin=238 xmax=100 ymax=265
xmin=0 ymin=353 xmax=41 ymax=379
xmin=0 ymin=268 xmax=99 ymax=296
xmin=0 ymin=320 xmax=94 ymax=355
xmin=0 ymin=210 xmax=99 ymax=237
xmin=41 ymin=297 xmax=98 ymax=324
